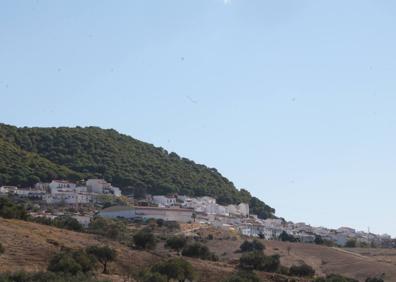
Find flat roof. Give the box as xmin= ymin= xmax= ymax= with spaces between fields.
xmin=101 ymin=205 xmax=193 ymax=213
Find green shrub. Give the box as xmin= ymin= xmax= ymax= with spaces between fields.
xmin=345 ymin=239 xmax=357 ymax=248
xmin=163 ymin=221 xmax=180 ymax=230
xmin=239 ymin=251 xmax=280 ymax=272
xmin=0 ymin=271 xmax=107 ymax=282
xmin=48 ymin=252 xmax=83 ymax=275
xmin=150 ymin=258 xmax=195 ymax=282
xmin=53 ymin=215 xmax=83 ymax=232
xmin=165 ymin=236 xmax=187 ymax=253
xmin=133 ymin=229 xmax=157 ymax=250
xmin=366 ymin=278 xmax=384 ymax=282
xmin=314 ymin=274 xmax=358 ymax=282
xmin=223 ymin=270 xmax=260 ymax=282
xmin=86 ymin=245 xmax=116 ymax=274
xmin=239 ymin=240 xmax=265 ymax=252
xmin=289 ymin=263 xmax=315 ymax=277
xmin=88 ymin=216 xmax=128 ymax=241
xmin=182 ymin=242 xmax=218 ymax=261
xmin=140 ymin=271 xmax=167 ymax=282
xmin=0 ymin=198 xmax=28 ymax=220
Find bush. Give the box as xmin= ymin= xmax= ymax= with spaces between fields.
xmin=239 ymin=251 xmax=280 ymax=272
xmin=133 ymin=229 xmax=157 ymax=250
xmin=0 ymin=198 xmax=28 ymax=220
xmin=289 ymin=263 xmax=315 ymax=277
xmin=48 ymin=252 xmax=83 ymax=275
xmin=140 ymin=271 xmax=167 ymax=282
xmin=156 ymin=218 xmax=164 ymax=227
xmin=150 ymin=258 xmax=195 ymax=282
xmin=239 ymin=240 xmax=265 ymax=253
xmin=88 ymin=216 xmax=128 ymax=241
xmin=163 ymin=221 xmax=180 ymax=230
xmin=223 ymin=270 xmax=260 ymax=282
xmin=86 ymin=245 xmax=116 ymax=274
xmin=314 ymin=274 xmax=358 ymax=282
xmin=53 ymin=215 xmax=83 ymax=232
xmin=182 ymin=242 xmax=218 ymax=261
xmin=345 ymin=239 xmax=357 ymax=248
xmin=0 ymin=271 xmax=107 ymax=282
xmin=366 ymin=278 xmax=384 ymax=282
xmin=165 ymin=236 xmax=187 ymax=253
xmin=278 ymin=231 xmax=297 ymax=242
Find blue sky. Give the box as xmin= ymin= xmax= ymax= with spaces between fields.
xmin=1 ymin=0 xmax=396 ymax=236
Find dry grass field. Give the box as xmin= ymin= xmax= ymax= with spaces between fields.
xmin=205 ymin=234 xmax=396 ymax=281
xmin=1 ymin=219 xmax=395 ymax=282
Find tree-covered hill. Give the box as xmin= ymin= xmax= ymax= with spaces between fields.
xmin=0 ymin=123 xmax=275 ymax=218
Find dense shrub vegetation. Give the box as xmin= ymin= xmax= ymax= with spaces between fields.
xmin=133 ymin=229 xmax=157 ymax=250
xmin=239 ymin=240 xmax=265 ymax=253
xmin=289 ymin=263 xmax=315 ymax=277
xmin=223 ymin=270 xmax=260 ymax=282
xmin=0 ymin=124 xmax=275 ymax=219
xmin=0 ymin=198 xmax=28 ymax=220
xmin=147 ymin=258 xmax=195 ymax=282
xmin=0 ymin=272 xmax=107 ymax=282
xmin=239 ymin=251 xmax=280 ymax=272
xmin=314 ymin=274 xmax=358 ymax=282
xmin=165 ymin=236 xmax=187 ymax=253
xmin=181 ymin=242 xmax=218 ymax=261
xmin=47 ymin=250 xmax=96 ymax=275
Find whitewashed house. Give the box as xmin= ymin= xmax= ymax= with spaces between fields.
xmin=0 ymin=186 xmax=18 ymax=194
xmin=153 ymin=195 xmax=177 ymax=207
xmin=49 ymin=180 xmax=76 ymax=194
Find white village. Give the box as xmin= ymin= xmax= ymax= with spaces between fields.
xmin=1 ymin=179 xmax=394 ymax=248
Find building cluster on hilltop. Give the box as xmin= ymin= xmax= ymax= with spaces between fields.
xmin=0 ymin=179 xmax=121 ymax=205
xmin=1 ymin=181 xmax=394 ymax=247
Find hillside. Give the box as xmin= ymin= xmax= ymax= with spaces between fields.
xmin=0 ymin=123 xmax=275 ymax=218
xmin=0 ymin=218 xmax=235 ymax=281
xmin=1 ymin=218 xmax=395 ymax=282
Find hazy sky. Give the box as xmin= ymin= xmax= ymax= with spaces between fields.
xmin=1 ymin=1 xmax=396 ymax=236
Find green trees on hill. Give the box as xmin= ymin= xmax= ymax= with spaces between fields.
xmin=0 ymin=123 xmax=275 ymax=219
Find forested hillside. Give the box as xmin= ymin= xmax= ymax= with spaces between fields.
xmin=0 ymin=123 xmax=275 ymax=218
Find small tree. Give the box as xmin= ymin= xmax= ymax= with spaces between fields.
xmin=133 ymin=229 xmax=156 ymax=250
xmin=150 ymin=258 xmax=195 ymax=282
xmin=182 ymin=242 xmax=218 ymax=261
xmin=239 ymin=240 xmax=265 ymax=253
xmin=53 ymin=215 xmax=83 ymax=232
xmin=239 ymin=251 xmax=280 ymax=272
xmin=289 ymin=263 xmax=315 ymax=277
xmin=165 ymin=236 xmax=187 ymax=253
xmin=314 ymin=235 xmax=324 ymax=245
xmin=86 ymin=245 xmax=116 ymax=274
xmin=224 ymin=270 xmax=260 ymax=282
xmin=48 ymin=252 xmax=82 ymax=275
xmin=345 ymin=239 xmax=357 ymax=248
xmin=0 ymin=243 xmax=4 ymax=255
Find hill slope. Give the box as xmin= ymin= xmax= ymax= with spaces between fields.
xmin=0 ymin=124 xmax=275 ymax=218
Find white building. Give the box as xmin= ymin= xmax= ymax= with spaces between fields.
xmin=0 ymin=186 xmax=18 ymax=194
xmin=86 ymin=179 xmax=121 ymax=197
xmin=152 ymin=195 xmax=177 ymax=207
xmin=45 ymin=192 xmax=91 ymax=205
xmin=86 ymin=179 xmax=111 ymax=193
xmin=49 ymin=180 xmax=76 ymax=194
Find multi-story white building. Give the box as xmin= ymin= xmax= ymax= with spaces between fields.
xmin=152 ymin=195 xmax=177 ymax=207
xmin=49 ymin=180 xmax=76 ymax=194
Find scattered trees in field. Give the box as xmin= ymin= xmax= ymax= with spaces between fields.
xmin=86 ymin=245 xmax=116 ymax=274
